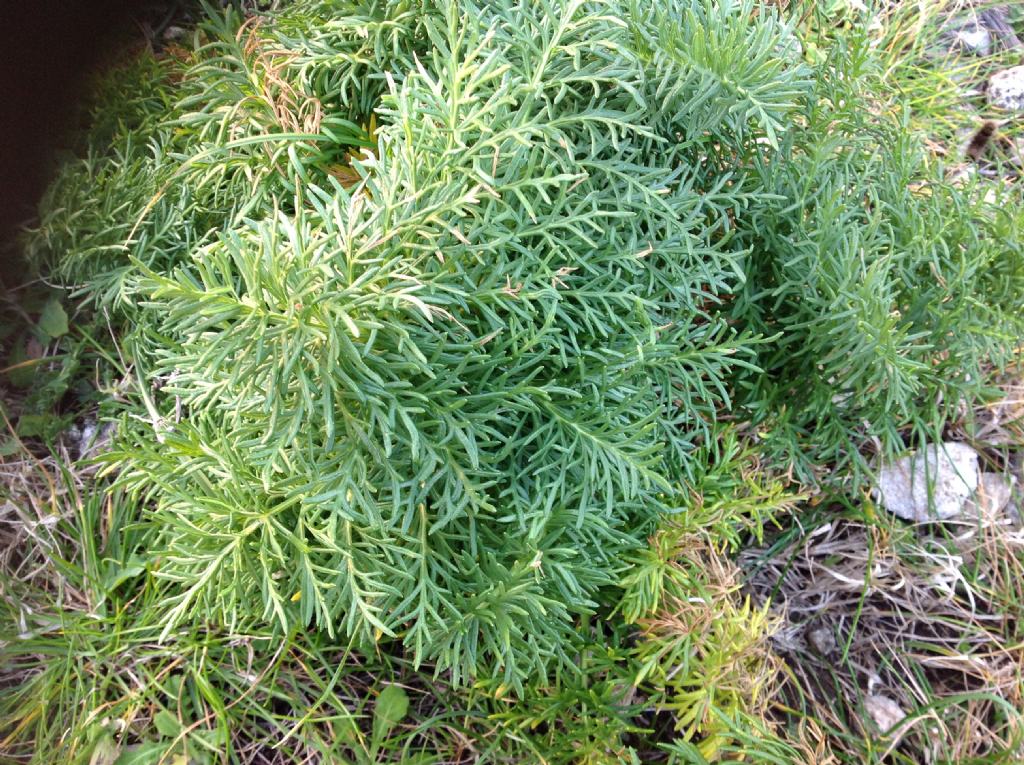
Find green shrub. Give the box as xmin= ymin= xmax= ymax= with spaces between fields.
xmin=729 ymin=37 xmax=1024 ymax=481
xmin=10 ymin=0 xmax=1024 ymax=761
xmin=64 ymin=0 xmax=813 ymax=692
xmin=27 ymin=0 xmax=1024 ymax=686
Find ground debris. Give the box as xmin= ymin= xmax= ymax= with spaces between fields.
xmin=875 ymin=442 xmax=979 ymax=521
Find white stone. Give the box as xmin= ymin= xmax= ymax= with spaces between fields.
xmin=865 ymin=694 xmax=906 ymax=734
xmin=988 ymin=66 xmax=1024 ymax=111
xmin=956 ymin=25 xmax=992 ymax=56
xmin=966 ymin=472 xmax=1016 ymax=518
xmin=875 ymin=442 xmax=980 ymax=521
xmin=163 ymin=25 xmax=187 ymax=42
xmin=807 ymin=626 xmax=837 ymax=656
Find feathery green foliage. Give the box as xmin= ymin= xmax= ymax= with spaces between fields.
xmin=79 ymin=0 xmax=816 ymax=690
xmin=5 ymin=0 xmax=1024 ymax=762
xmin=22 ymin=0 xmax=1024 ymax=692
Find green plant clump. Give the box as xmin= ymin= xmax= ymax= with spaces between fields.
xmin=5 ymin=0 xmax=1024 ymax=762
xmin=25 ymin=0 xmax=1024 ymax=689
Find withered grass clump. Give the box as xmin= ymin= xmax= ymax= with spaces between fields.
xmin=742 ymin=514 xmax=1024 ymax=763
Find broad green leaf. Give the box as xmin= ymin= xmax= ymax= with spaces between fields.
xmin=372 ymin=684 xmax=409 ymax=740
xmin=38 ymin=299 xmax=68 ymax=339
xmin=153 ymin=710 xmax=182 ymax=738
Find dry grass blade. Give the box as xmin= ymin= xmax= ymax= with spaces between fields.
xmin=741 ymin=516 xmax=1024 ymax=763
xmin=239 ymin=17 xmax=324 ymax=136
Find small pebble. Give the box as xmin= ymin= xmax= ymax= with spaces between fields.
xmin=966 ymin=472 xmax=1016 ymax=518
xmin=954 ymin=24 xmax=991 ymax=56
xmin=865 ymin=694 xmax=906 ymax=734
xmin=875 ymin=442 xmax=979 ymax=522
xmin=163 ymin=25 xmax=187 ymax=42
xmin=988 ymin=66 xmax=1024 ymax=111
xmin=807 ymin=625 xmax=837 ymax=656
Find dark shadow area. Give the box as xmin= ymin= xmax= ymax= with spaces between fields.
xmin=0 ymin=1 xmax=196 ymax=287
